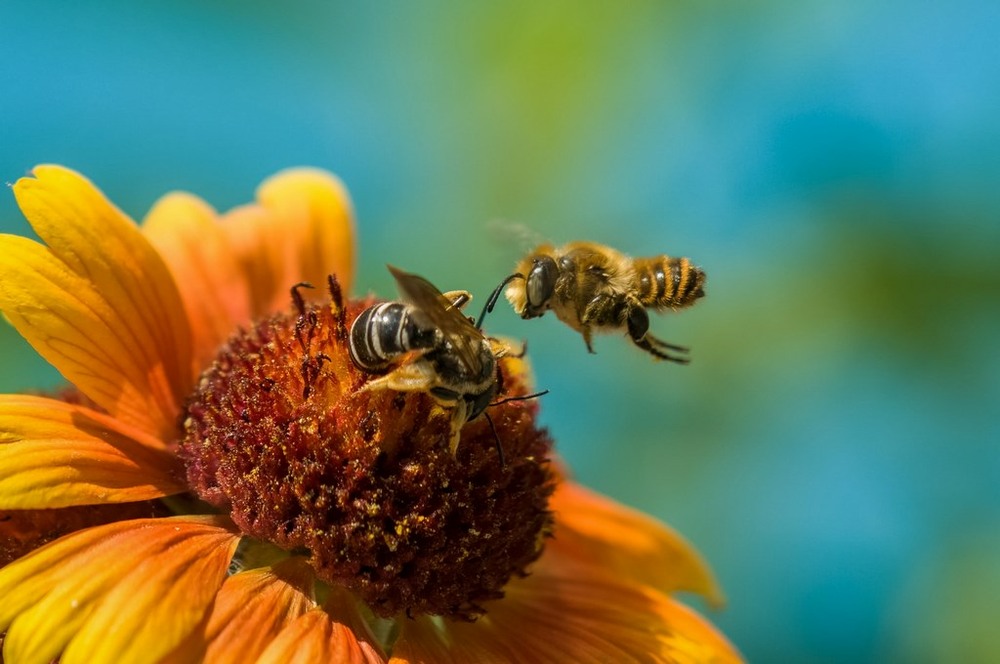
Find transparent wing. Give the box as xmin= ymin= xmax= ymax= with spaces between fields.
xmin=387 ymin=265 xmax=483 ymax=374
xmin=485 ymin=219 xmax=548 ymax=255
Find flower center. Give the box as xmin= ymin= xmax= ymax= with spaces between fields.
xmin=178 ymin=285 xmax=555 ymax=619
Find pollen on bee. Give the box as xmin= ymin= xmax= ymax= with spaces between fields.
xmin=177 ymin=277 xmax=556 ymax=620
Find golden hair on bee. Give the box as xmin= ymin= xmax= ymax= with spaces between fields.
xmin=499 ymin=241 xmax=705 ymax=363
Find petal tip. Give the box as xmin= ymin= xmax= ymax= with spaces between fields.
xmin=14 ymin=164 xmax=78 ymax=186
xmin=258 ymin=166 xmax=349 ymax=195
xmin=256 ymin=167 xmax=354 ymax=221
xmin=11 ymin=165 xmax=95 ymax=210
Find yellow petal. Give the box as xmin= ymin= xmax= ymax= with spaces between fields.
xmin=255 ymin=608 xmax=385 ymax=664
xmin=164 ymin=558 xmax=316 ymax=664
xmin=550 ymin=480 xmax=726 ymax=607
xmin=0 ymin=395 xmax=184 ymax=509
xmin=1 ymin=165 xmax=194 ymax=439
xmin=143 ymin=192 xmax=252 ymax=369
xmin=222 ymin=168 xmax=355 ymax=319
xmin=256 ymin=168 xmax=355 ymax=294
xmin=0 ymin=515 xmax=238 ymax=664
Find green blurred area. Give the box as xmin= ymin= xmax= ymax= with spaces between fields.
xmin=2 ymin=1 xmax=999 ymax=661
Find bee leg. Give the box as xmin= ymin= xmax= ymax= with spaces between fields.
xmin=355 ymin=373 xmax=397 ymax=394
xmin=633 ymin=334 xmax=691 ymax=364
xmin=357 ymin=363 xmax=435 ymax=394
xmin=448 ymin=400 xmax=471 ymax=456
xmin=627 ymin=307 xmax=689 ymax=363
xmin=484 ymin=337 xmax=515 ymax=359
xmin=441 ymin=290 xmax=473 ymax=311
xmin=582 ymin=327 xmax=597 ymax=354
xmin=644 ymin=335 xmax=690 ymax=354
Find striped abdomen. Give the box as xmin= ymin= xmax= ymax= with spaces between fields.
xmin=633 ymin=256 xmax=706 ymax=310
xmin=349 ymin=302 xmax=441 ymax=371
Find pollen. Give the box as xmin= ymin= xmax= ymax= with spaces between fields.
xmin=178 ymin=282 xmax=555 ymax=620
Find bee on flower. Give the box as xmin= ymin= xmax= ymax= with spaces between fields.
xmin=0 ymin=165 xmax=742 ymax=663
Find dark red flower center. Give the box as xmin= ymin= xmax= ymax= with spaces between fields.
xmin=178 ymin=284 xmax=555 ymax=619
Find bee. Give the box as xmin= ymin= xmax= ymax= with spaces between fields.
xmin=497 ymin=241 xmax=705 ymax=363
xmin=349 ymin=265 xmax=508 ymax=458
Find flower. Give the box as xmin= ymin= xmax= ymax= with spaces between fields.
xmin=0 ymin=165 xmax=742 ymax=663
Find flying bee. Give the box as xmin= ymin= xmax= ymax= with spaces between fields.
xmin=495 ymin=241 xmax=705 ymax=362
xmin=349 ymin=265 xmax=509 ymax=459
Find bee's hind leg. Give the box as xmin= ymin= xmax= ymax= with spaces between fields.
xmin=356 ymin=362 xmax=436 ymax=393
xmin=644 ymin=334 xmax=690 ymax=354
xmin=626 ymin=306 xmax=689 ymax=363
xmin=633 ymin=333 xmax=690 ymax=364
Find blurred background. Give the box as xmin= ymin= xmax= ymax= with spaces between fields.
xmin=2 ymin=1 xmax=998 ymax=661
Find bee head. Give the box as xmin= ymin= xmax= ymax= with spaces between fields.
xmin=467 ymin=380 xmax=500 ymax=423
xmin=524 ymin=255 xmax=558 ymax=318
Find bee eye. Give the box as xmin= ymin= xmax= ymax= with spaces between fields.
xmin=526 ymin=256 xmax=558 ymax=315
xmin=468 ymin=383 xmax=498 ymax=421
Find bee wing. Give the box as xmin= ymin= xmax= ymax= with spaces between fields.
xmin=485 ymin=219 xmax=548 ymax=255
xmin=387 ymin=265 xmax=484 ymax=374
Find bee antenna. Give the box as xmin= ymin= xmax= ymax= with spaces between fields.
xmin=483 ymin=410 xmax=506 ymax=469
xmin=489 ymin=389 xmax=549 ymax=408
xmin=475 ymin=273 xmax=524 ymax=329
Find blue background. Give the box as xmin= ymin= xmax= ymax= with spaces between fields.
xmin=3 ymin=2 xmax=999 ymax=661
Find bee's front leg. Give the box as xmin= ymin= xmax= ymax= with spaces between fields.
xmin=448 ymin=400 xmax=471 ymax=456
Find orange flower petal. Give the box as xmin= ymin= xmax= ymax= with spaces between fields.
xmin=393 ymin=555 xmax=743 ymax=664
xmin=221 ymin=203 xmax=286 ymax=320
xmin=0 ymin=395 xmax=184 ymax=509
xmin=143 ymin=192 xmax=253 ymax=369
xmin=0 ymin=502 xmax=168 ymax=566
xmin=390 ymin=617 xmax=510 ymax=663
xmin=1 ymin=165 xmax=194 ymax=439
xmin=164 ymin=558 xmax=317 ymax=664
xmin=256 ymin=608 xmax=385 ymax=664
xmin=550 ymin=480 xmax=726 ymax=607
xmin=256 ymin=168 xmax=355 ymax=294
xmin=222 ymin=168 xmax=355 ymax=319
xmin=0 ymin=515 xmax=238 ymax=664
xmin=654 ymin=595 xmax=746 ymax=664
